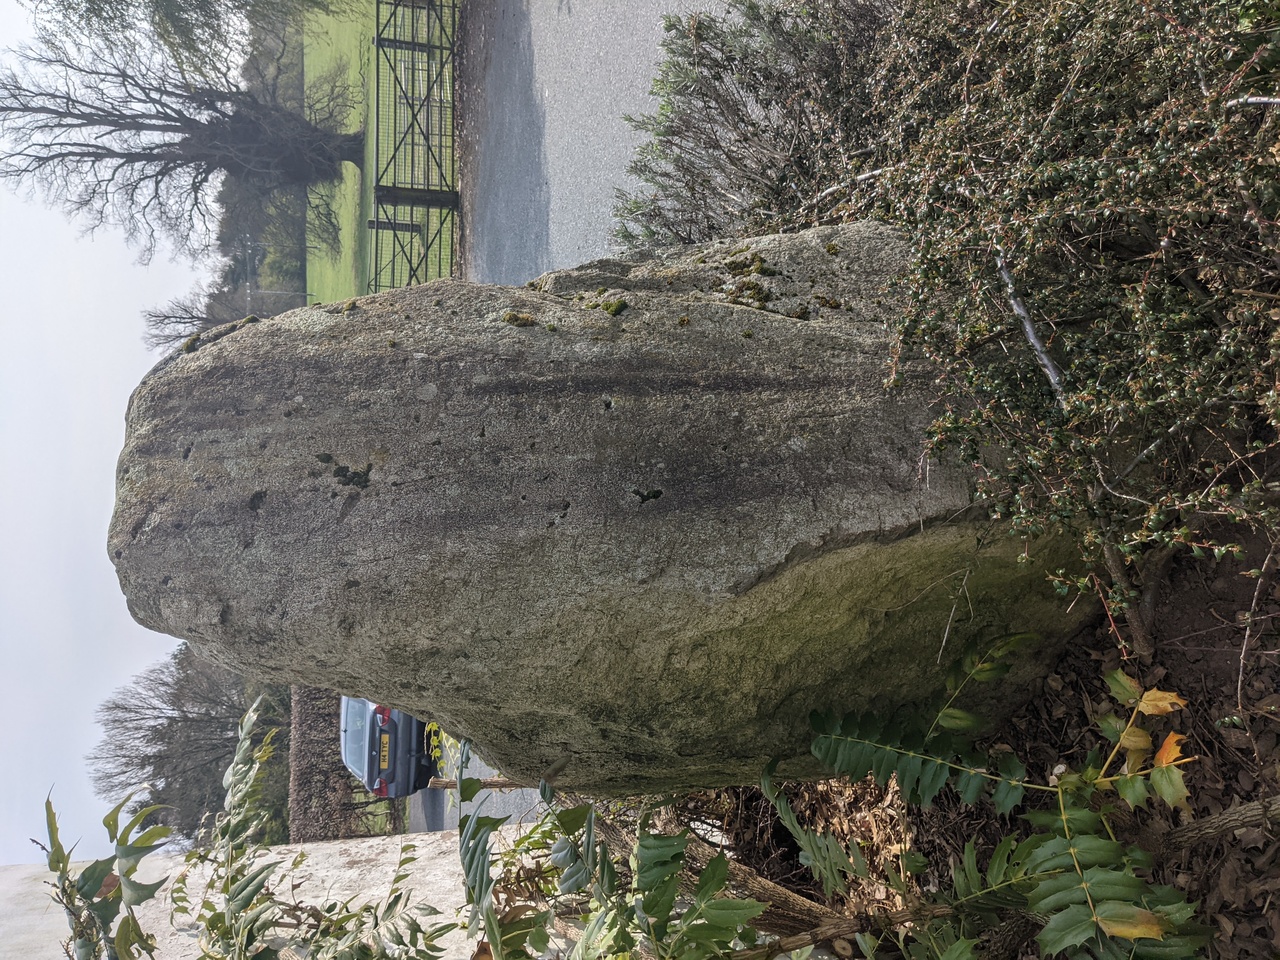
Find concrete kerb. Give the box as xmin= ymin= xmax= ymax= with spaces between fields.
xmin=1 ymin=830 xmax=504 ymax=960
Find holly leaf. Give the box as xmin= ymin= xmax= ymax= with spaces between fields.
xmin=1115 ymin=774 xmax=1150 ymax=810
xmin=1150 ymin=765 xmax=1190 ymax=810
xmin=1119 ymin=726 xmax=1152 ymax=751
xmin=1097 ymin=712 xmax=1127 ymax=744
xmin=1105 ymin=670 xmax=1142 ymax=705
xmin=1095 ymin=901 xmax=1167 ymax=941
xmin=1037 ymin=903 xmax=1097 ymax=954
xmin=1138 ymin=689 xmax=1188 ymax=716
xmin=1153 ymin=733 xmax=1187 ymax=767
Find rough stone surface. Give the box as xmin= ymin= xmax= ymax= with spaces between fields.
xmin=110 ymin=222 xmax=1094 ymax=793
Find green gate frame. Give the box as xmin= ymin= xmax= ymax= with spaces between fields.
xmin=368 ymin=0 xmax=458 ymax=291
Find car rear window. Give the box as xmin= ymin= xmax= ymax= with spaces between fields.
xmin=340 ymin=698 xmax=370 ymax=779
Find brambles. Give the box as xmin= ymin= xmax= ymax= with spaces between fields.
xmin=861 ymin=0 xmax=1280 ymax=653
xmin=36 ymin=793 xmax=169 ymax=960
xmin=621 ymin=0 xmax=1280 ymax=653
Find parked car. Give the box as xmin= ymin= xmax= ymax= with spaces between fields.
xmin=339 ymin=696 xmax=437 ymax=798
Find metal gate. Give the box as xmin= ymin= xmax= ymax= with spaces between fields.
xmin=368 ymin=0 xmax=458 ymax=291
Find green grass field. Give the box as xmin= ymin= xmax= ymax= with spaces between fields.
xmin=302 ymin=2 xmax=457 ymax=303
xmin=304 ymin=5 xmax=373 ymax=302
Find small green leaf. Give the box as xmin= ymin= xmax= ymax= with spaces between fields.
xmin=74 ymin=856 xmax=118 ymax=899
xmin=1097 ymin=712 xmax=1127 ymax=744
xmin=1037 ymin=902 xmax=1099 ymax=953
xmin=936 ymin=707 xmax=982 ymax=731
xmin=697 ymin=897 xmax=766 ymax=927
xmin=1028 ymin=873 xmax=1089 ymax=913
xmin=101 ymin=793 xmax=133 ymax=845
xmin=986 ymin=834 xmax=1016 ymax=887
xmin=44 ymin=795 xmax=69 ymax=873
xmin=119 ymin=870 xmax=167 ymax=907
xmin=113 ymin=912 xmax=158 ymax=959
xmin=1105 ymin=670 xmax=1142 ymax=705
xmin=554 ymin=804 xmax=592 ymax=835
xmin=969 ymin=660 xmax=1011 ymax=683
xmin=1115 ymin=774 xmax=1150 ymax=809
xmin=459 ymin=776 xmax=485 ymax=804
xmin=937 ymin=938 xmax=979 ymax=960
xmin=695 ymin=851 xmax=730 ymax=901
xmin=990 ymin=752 xmax=1027 ymax=814
xmin=955 ymin=768 xmax=987 ymax=804
xmin=228 ymin=860 xmax=279 ymax=913
xmin=86 ymin=892 xmax=123 ymax=929
xmin=900 ymin=848 xmax=929 ymax=875
xmin=1150 ymin=765 xmax=1190 ymax=810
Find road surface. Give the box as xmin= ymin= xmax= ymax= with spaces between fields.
xmin=457 ymin=0 xmax=709 ymax=284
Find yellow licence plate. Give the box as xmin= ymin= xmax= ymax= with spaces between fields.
xmin=379 ymin=734 xmax=391 ymax=769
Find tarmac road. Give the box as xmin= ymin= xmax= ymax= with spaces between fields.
xmin=408 ymin=754 xmax=544 ymax=833
xmin=456 ymin=0 xmax=710 ymax=284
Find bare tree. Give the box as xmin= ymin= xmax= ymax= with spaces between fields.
xmin=0 ymin=27 xmax=360 ymax=258
xmin=142 ymin=278 xmax=247 ymax=348
xmin=88 ymin=642 xmax=290 ymax=842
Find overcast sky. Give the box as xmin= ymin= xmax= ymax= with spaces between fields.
xmin=0 ymin=4 xmax=199 ymax=866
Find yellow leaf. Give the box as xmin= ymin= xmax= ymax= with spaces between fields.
xmin=1153 ymin=732 xmax=1186 ymax=768
xmin=1097 ymin=906 xmax=1167 ymax=941
xmin=1138 ymin=689 xmax=1188 ymax=716
xmin=1119 ymin=726 xmax=1152 ymax=751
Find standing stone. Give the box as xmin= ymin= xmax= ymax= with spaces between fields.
xmin=110 ymin=222 xmax=1092 ymax=793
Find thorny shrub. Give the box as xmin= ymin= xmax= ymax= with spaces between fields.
xmin=619 ymin=0 xmax=1280 ymax=651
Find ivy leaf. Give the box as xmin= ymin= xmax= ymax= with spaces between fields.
xmin=1138 ymin=689 xmax=1187 ymax=716
xmin=1153 ymin=733 xmax=1186 ymax=767
xmin=1095 ymin=901 xmax=1167 ymax=941
xmin=1150 ymin=765 xmax=1190 ymax=811
xmin=1105 ymin=670 xmax=1142 ymax=706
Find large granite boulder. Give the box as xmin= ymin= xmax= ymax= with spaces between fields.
xmin=110 ymin=222 xmax=1092 ymax=793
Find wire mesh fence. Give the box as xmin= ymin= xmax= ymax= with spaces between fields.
xmin=368 ymin=0 xmax=458 ymax=292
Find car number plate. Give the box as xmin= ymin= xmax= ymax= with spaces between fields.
xmin=379 ymin=734 xmax=391 ymax=769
